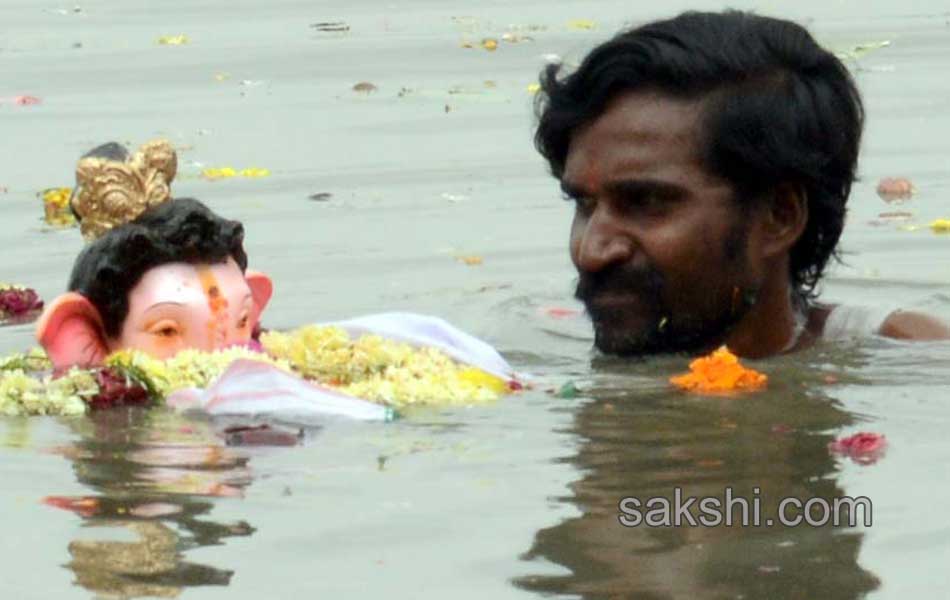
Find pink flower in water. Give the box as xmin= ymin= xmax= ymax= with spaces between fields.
xmin=12 ymin=95 xmax=42 ymax=106
xmin=876 ymin=177 xmax=915 ymax=202
xmin=86 ymin=368 xmax=152 ymax=410
xmin=828 ymin=432 xmax=887 ymax=465
xmin=539 ymin=306 xmax=581 ymax=319
xmin=0 ymin=286 xmax=43 ymax=319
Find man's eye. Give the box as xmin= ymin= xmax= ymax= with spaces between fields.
xmin=565 ymin=194 xmax=594 ymax=214
xmin=237 ymin=315 xmax=250 ymax=329
xmin=623 ymin=190 xmax=673 ymax=212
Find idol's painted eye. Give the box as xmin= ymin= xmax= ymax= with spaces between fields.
xmin=237 ymin=314 xmax=250 ymax=329
xmin=148 ymin=320 xmax=181 ymax=338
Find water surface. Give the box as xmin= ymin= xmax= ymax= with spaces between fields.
xmin=2 ymin=1 xmax=949 ymax=598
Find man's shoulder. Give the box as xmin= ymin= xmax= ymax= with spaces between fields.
xmin=813 ymin=303 xmax=950 ymax=341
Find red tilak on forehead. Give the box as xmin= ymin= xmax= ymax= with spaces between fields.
xmin=198 ymin=266 xmax=230 ymax=347
xmin=582 ymin=161 xmax=602 ymax=195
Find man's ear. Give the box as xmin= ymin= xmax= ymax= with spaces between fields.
xmin=245 ymin=270 xmax=273 ymax=328
xmin=35 ymin=292 xmax=109 ymax=370
xmin=758 ymin=183 xmax=809 ymax=258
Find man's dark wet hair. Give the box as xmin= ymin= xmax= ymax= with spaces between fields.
xmin=535 ymin=10 xmax=864 ymax=305
xmin=68 ymin=197 xmax=248 ymax=338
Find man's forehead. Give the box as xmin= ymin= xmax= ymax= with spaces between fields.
xmin=564 ymin=90 xmax=706 ymax=185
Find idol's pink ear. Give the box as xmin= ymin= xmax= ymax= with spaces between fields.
xmin=245 ymin=270 xmax=273 ymax=328
xmin=36 ymin=292 xmax=109 ymax=370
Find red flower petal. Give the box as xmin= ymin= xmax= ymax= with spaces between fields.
xmin=828 ymin=431 xmax=887 ymax=465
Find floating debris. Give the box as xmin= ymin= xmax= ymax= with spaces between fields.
xmin=201 ymin=167 xmax=270 ymax=180
xmin=835 ymin=40 xmax=890 ymax=61
xmin=12 ymin=95 xmax=42 ymax=106
xmin=40 ymin=187 xmax=77 ymax=227
xmin=308 ymin=192 xmax=333 ymax=202
xmin=202 ymin=167 xmax=236 ymax=179
xmin=441 ymin=192 xmax=468 ymax=203
xmin=876 ymin=177 xmax=915 ymax=202
xmin=868 ymin=210 xmax=914 ymax=226
xmin=556 ymin=381 xmax=579 ymax=399
xmin=213 ymin=72 xmax=231 ymax=82
xmin=567 ymin=19 xmax=597 ymax=31
xmin=157 ymin=34 xmax=189 ymax=46
xmin=501 ymin=32 xmax=533 ymax=44
xmin=352 ymin=81 xmax=378 ymax=94
xmin=481 ymin=38 xmax=499 ymax=51
xmin=456 ymin=255 xmax=483 ymax=266
xmin=527 ymin=83 xmax=541 ymax=94
xmin=540 ymin=306 xmax=580 ymax=319
xmin=310 ymin=21 xmax=350 ymax=33
xmin=930 ymin=218 xmax=950 ymax=233
xmin=0 ymin=284 xmax=44 ymax=323
xmin=878 ymin=211 xmax=913 ymax=220
xmin=828 ymin=431 xmax=887 ymax=465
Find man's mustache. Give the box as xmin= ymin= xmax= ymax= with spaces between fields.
xmin=574 ymin=265 xmax=665 ymax=306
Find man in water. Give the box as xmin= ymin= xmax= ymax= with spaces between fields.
xmin=534 ymin=10 xmax=950 ymax=358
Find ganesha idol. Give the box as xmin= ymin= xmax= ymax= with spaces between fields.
xmin=32 ymin=140 xmax=516 ymax=419
xmin=37 ymin=140 xmax=272 ymax=369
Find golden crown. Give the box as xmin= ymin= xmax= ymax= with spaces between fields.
xmin=71 ymin=139 xmax=178 ymax=240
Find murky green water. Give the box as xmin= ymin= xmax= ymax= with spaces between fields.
xmin=2 ymin=1 xmax=949 ymax=598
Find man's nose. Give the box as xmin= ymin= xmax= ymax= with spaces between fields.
xmin=575 ymin=207 xmax=634 ymax=272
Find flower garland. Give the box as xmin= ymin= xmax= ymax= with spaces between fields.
xmin=260 ymin=325 xmax=511 ymax=408
xmin=0 ymin=348 xmax=152 ymax=416
xmin=104 ymin=346 xmax=291 ymax=397
xmin=0 ymin=326 xmax=514 ymax=416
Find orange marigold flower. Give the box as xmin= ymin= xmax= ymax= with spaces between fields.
xmin=669 ymin=346 xmax=767 ymax=393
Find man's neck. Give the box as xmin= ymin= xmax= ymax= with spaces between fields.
xmin=722 ymin=271 xmax=804 ymax=359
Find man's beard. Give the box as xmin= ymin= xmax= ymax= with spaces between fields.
xmin=574 ymin=253 xmax=757 ymax=357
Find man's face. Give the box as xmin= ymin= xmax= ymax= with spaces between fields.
xmin=563 ymin=90 xmax=762 ymax=356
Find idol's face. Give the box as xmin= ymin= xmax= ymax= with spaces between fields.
xmin=563 ymin=90 xmax=761 ymax=356
xmin=113 ymin=258 xmax=254 ymax=359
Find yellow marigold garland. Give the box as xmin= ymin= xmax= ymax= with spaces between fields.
xmin=0 ymin=326 xmax=514 ymax=416
xmin=104 ymin=347 xmax=291 ymax=397
xmin=669 ymin=346 xmax=767 ymax=394
xmin=260 ymin=325 xmax=510 ymax=408
xmin=0 ymin=367 xmax=96 ymax=417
